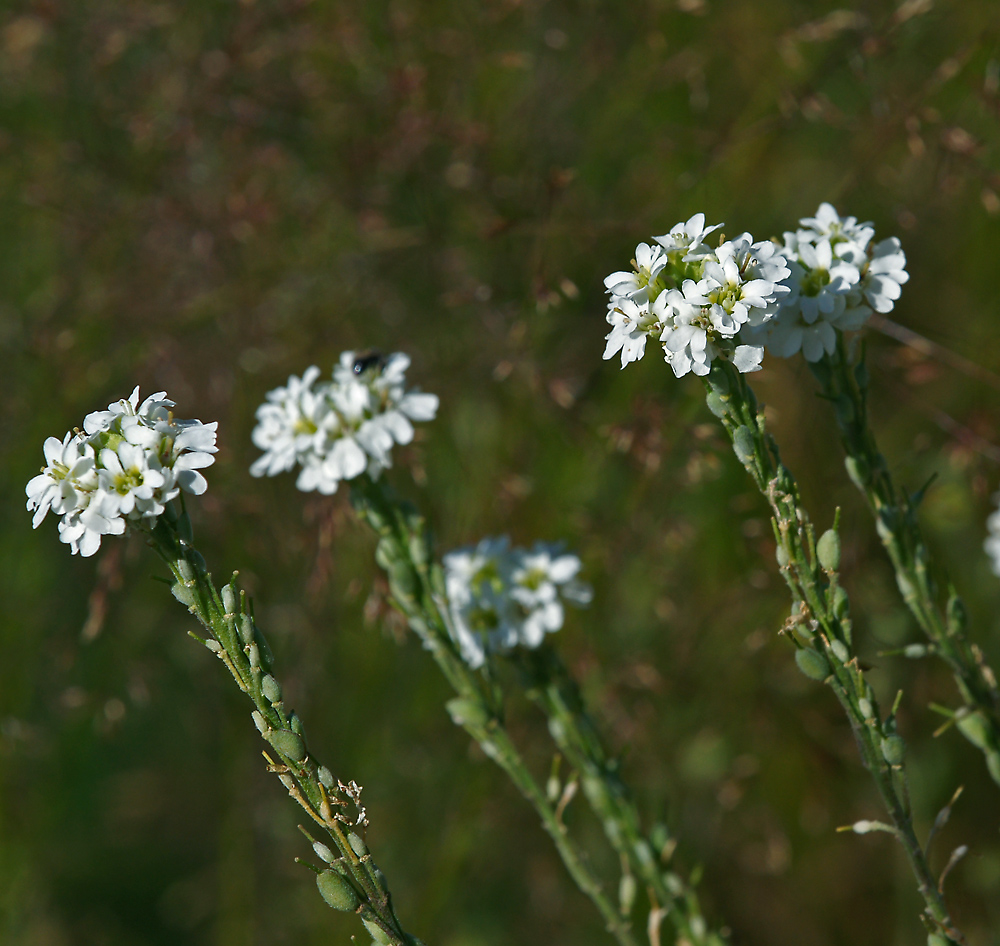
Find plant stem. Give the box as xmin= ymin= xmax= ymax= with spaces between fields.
xmin=810 ymin=336 xmax=1000 ymax=786
xmin=144 ymin=508 xmax=419 ymax=946
xmin=512 ymin=645 xmax=727 ymax=946
xmin=350 ymin=475 xmax=638 ymax=946
xmin=704 ymin=360 xmax=966 ymax=946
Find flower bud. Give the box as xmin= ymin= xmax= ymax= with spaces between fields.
xmin=221 ymin=583 xmax=238 ymax=615
xmin=316 ymin=870 xmax=360 ymax=912
xmin=881 ymin=734 xmax=906 ymax=766
xmin=261 ymin=674 xmax=282 ymax=704
xmin=732 ymin=426 xmax=756 ymax=467
xmin=795 ymin=648 xmax=829 ymax=681
xmin=266 ymin=729 xmax=307 ymax=762
xmin=816 ymin=529 xmax=840 ymax=572
xmin=348 ymin=832 xmax=368 ymax=857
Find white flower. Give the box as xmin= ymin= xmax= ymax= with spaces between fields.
xmin=986 ymin=495 xmax=1000 ymax=577
xmin=604 ymin=243 xmax=668 ymax=302
xmin=654 ymin=213 xmax=723 ymax=261
xmin=860 ymin=236 xmax=909 ymax=314
xmin=442 ymin=537 xmax=592 ymax=668
xmin=251 ymin=350 xmax=438 ymax=494
xmin=797 ymin=202 xmax=874 ymax=257
xmin=603 ymin=296 xmax=665 ymax=369
xmin=26 ymin=389 xmax=218 ymax=557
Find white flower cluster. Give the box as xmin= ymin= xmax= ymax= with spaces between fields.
xmin=985 ymin=494 xmax=1000 ymax=577
xmin=603 ymin=205 xmax=909 ymax=373
xmin=25 ymin=388 xmax=218 ymax=557
xmin=250 ymin=351 xmax=439 ymax=494
xmin=746 ymin=203 xmax=909 ymax=362
xmin=442 ymin=537 xmax=593 ymax=669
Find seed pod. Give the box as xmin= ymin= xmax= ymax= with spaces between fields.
xmin=795 ymin=648 xmax=829 ymax=681
xmin=705 ymin=390 xmax=728 ymax=419
xmin=857 ymin=699 xmax=873 ymax=720
xmin=946 ymin=594 xmax=967 ymax=633
xmin=829 ymin=639 xmax=849 ymax=664
xmin=903 ymin=643 xmax=927 ymax=659
xmin=186 ymin=549 xmax=207 ymax=574
xmin=844 ymin=456 xmax=868 ymax=489
xmin=261 ymin=674 xmax=282 ymax=704
xmin=313 ymin=842 xmax=336 ymax=864
xmin=348 ymin=832 xmax=369 ymax=857
xmin=827 ymin=588 xmax=848 ymax=623
xmin=363 ymin=919 xmax=392 ymax=945
xmin=221 ymin=584 xmax=238 ymax=615
xmin=177 ymin=559 xmax=196 ymax=582
xmin=816 ymin=529 xmax=840 ymax=572
xmin=374 ymin=539 xmax=398 ymax=571
xmin=373 ymin=866 xmax=389 ymax=892
xmin=618 ymin=873 xmax=637 ymax=916
xmin=956 ymin=711 xmax=990 ymax=750
xmin=732 ymin=426 xmax=756 ymax=467
xmin=318 ymin=766 xmax=335 ymax=789
xmin=775 ymin=545 xmax=790 ymax=568
xmin=176 ymin=510 xmax=194 ymax=545
xmin=388 ymin=560 xmax=420 ymax=600
xmin=445 ymin=697 xmax=489 ymax=728
xmin=251 ymin=711 xmax=268 ymax=734
xmin=171 ymin=581 xmax=196 ymax=607
xmin=239 ymin=613 xmax=255 ymax=646
xmin=633 ymin=840 xmax=654 ymax=869
xmin=408 ymin=532 xmax=430 ymax=569
xmin=881 ymin=734 xmax=906 ymax=766
xmin=266 ymin=729 xmax=307 ymax=762
xmin=254 ymin=627 xmax=274 ymax=671
xmin=290 ymin=711 xmax=305 ymax=736
xmin=316 ymin=870 xmax=360 ymax=912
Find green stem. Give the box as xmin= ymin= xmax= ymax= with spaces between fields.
xmin=144 ymin=509 xmax=419 ymax=946
xmin=810 ymin=336 xmax=1000 ymax=786
xmin=350 ymin=476 xmax=638 ymax=946
xmin=704 ymin=360 xmax=966 ymax=946
xmin=512 ymin=645 xmax=727 ymax=946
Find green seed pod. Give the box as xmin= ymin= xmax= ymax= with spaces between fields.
xmin=708 ymin=370 xmax=730 ymax=397
xmin=881 ymin=734 xmax=906 ymax=766
xmin=289 ymin=711 xmax=305 ymax=736
xmin=445 ymin=697 xmax=489 ymax=728
xmin=832 ymin=585 xmax=849 ymax=620
xmin=313 ymin=841 xmax=336 ymax=864
xmin=705 ymin=389 xmax=728 ymax=419
xmin=844 ymin=456 xmax=868 ymax=489
xmin=956 ymin=711 xmax=991 ymax=750
xmin=775 ymin=544 xmax=790 ymax=568
xmin=618 ymin=873 xmax=637 ymax=916
xmin=171 ymin=581 xmax=196 ymax=607
xmin=633 ymin=839 xmax=654 ymax=869
xmin=832 ymin=395 xmax=854 ymax=427
xmin=176 ymin=559 xmax=196 ymax=582
xmin=903 ymin=643 xmax=927 ymax=659
xmin=318 ymin=766 xmax=335 ymax=789
xmin=363 ymin=919 xmax=392 ymax=945
xmin=795 ymin=648 xmax=829 ymax=681
xmin=348 ymin=832 xmax=369 ymax=857
xmin=254 ymin=627 xmax=274 ymax=672
xmin=927 ymin=935 xmax=949 ymax=946
xmin=650 ymin=823 xmax=670 ymax=859
xmin=857 ymin=698 xmax=873 ymax=720
xmin=221 ymin=583 xmax=238 ymax=615
xmin=373 ymin=865 xmax=389 ymax=892
xmin=239 ymin=613 xmax=255 ymax=646
xmin=816 ymin=529 xmax=841 ymax=572
xmin=266 ymin=729 xmax=307 ymax=762
xmin=732 ymin=426 xmax=756 ymax=467
xmin=388 ymin=560 xmax=421 ymax=600
xmin=829 ymin=639 xmax=849 ymax=664
xmin=261 ymin=674 xmax=282 ymax=704
xmin=186 ymin=549 xmax=207 ymax=574
xmin=408 ymin=532 xmax=430 ymax=569
xmin=987 ymin=751 xmax=1000 ymax=786
xmin=316 ymin=870 xmax=360 ymax=912
xmin=946 ymin=594 xmax=967 ymax=633
xmin=374 ymin=538 xmax=399 ymax=571
xmin=251 ymin=711 xmax=268 ymax=734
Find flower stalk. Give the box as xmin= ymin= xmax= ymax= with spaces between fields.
xmin=512 ymin=645 xmax=726 ymax=946
xmin=350 ymin=475 xmax=638 ymax=946
xmin=703 ymin=360 xmax=966 ymax=945
xmin=145 ymin=504 xmax=421 ymax=946
xmin=808 ymin=337 xmax=1000 ymax=785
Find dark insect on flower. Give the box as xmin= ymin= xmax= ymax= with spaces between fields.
xmin=352 ymin=350 xmax=387 ymax=376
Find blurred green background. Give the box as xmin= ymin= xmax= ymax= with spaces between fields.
xmin=2 ymin=0 xmax=1000 ymax=943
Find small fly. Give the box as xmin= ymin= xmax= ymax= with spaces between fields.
xmin=352 ymin=350 xmax=387 ymax=376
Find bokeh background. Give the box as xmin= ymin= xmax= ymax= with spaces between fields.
xmin=2 ymin=1 xmax=1000 ymax=944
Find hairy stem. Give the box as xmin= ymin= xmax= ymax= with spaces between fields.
xmin=145 ymin=508 xmax=419 ymax=946
xmin=704 ymin=360 xmax=966 ymax=945
xmin=350 ymin=475 xmax=638 ymax=946
xmin=810 ymin=336 xmax=1000 ymax=786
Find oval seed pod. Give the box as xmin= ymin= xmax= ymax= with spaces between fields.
xmin=795 ymin=648 xmax=829 ymax=681
xmin=956 ymin=711 xmax=990 ymax=750
xmin=844 ymin=455 xmax=868 ymax=489
xmin=732 ymin=426 xmax=756 ymax=467
xmin=619 ymin=873 xmax=637 ymax=916
xmin=829 ymin=639 xmax=849 ymax=664
xmin=816 ymin=529 xmax=840 ymax=571
xmin=177 ymin=559 xmax=196 ymax=582
xmin=318 ymin=766 xmax=335 ymax=789
xmin=388 ymin=560 xmax=420 ymax=600
xmin=221 ymin=583 xmax=238 ymax=615
xmin=239 ymin=613 xmax=255 ymax=646
xmin=266 ymin=729 xmax=307 ymax=762
xmin=290 ymin=711 xmax=305 ymax=736
xmin=881 ymin=735 xmax=906 ymax=766
xmin=186 ymin=549 xmax=207 ymax=574
xmin=363 ymin=919 xmax=392 ymax=945
xmin=348 ymin=832 xmax=369 ymax=857
xmin=171 ymin=581 xmax=196 ymax=607
xmin=374 ymin=539 xmax=400 ymax=571
xmin=705 ymin=390 xmax=728 ymax=419
xmin=261 ymin=675 xmax=282 ymax=704
xmin=313 ymin=841 xmax=336 ymax=864
xmin=445 ymin=697 xmax=489 ymax=728
xmin=316 ymin=870 xmax=360 ymax=912
xmin=832 ymin=585 xmax=849 ymax=620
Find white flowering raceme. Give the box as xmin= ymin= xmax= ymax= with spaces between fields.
xmin=250 ymin=350 xmax=438 ymax=494
xmin=985 ymin=494 xmax=1000 ymax=577
xmin=602 ymin=216 xmax=790 ymax=376
xmin=25 ymin=387 xmax=218 ymax=557
xmin=748 ymin=203 xmax=909 ymax=362
xmin=442 ymin=538 xmax=592 ymax=669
